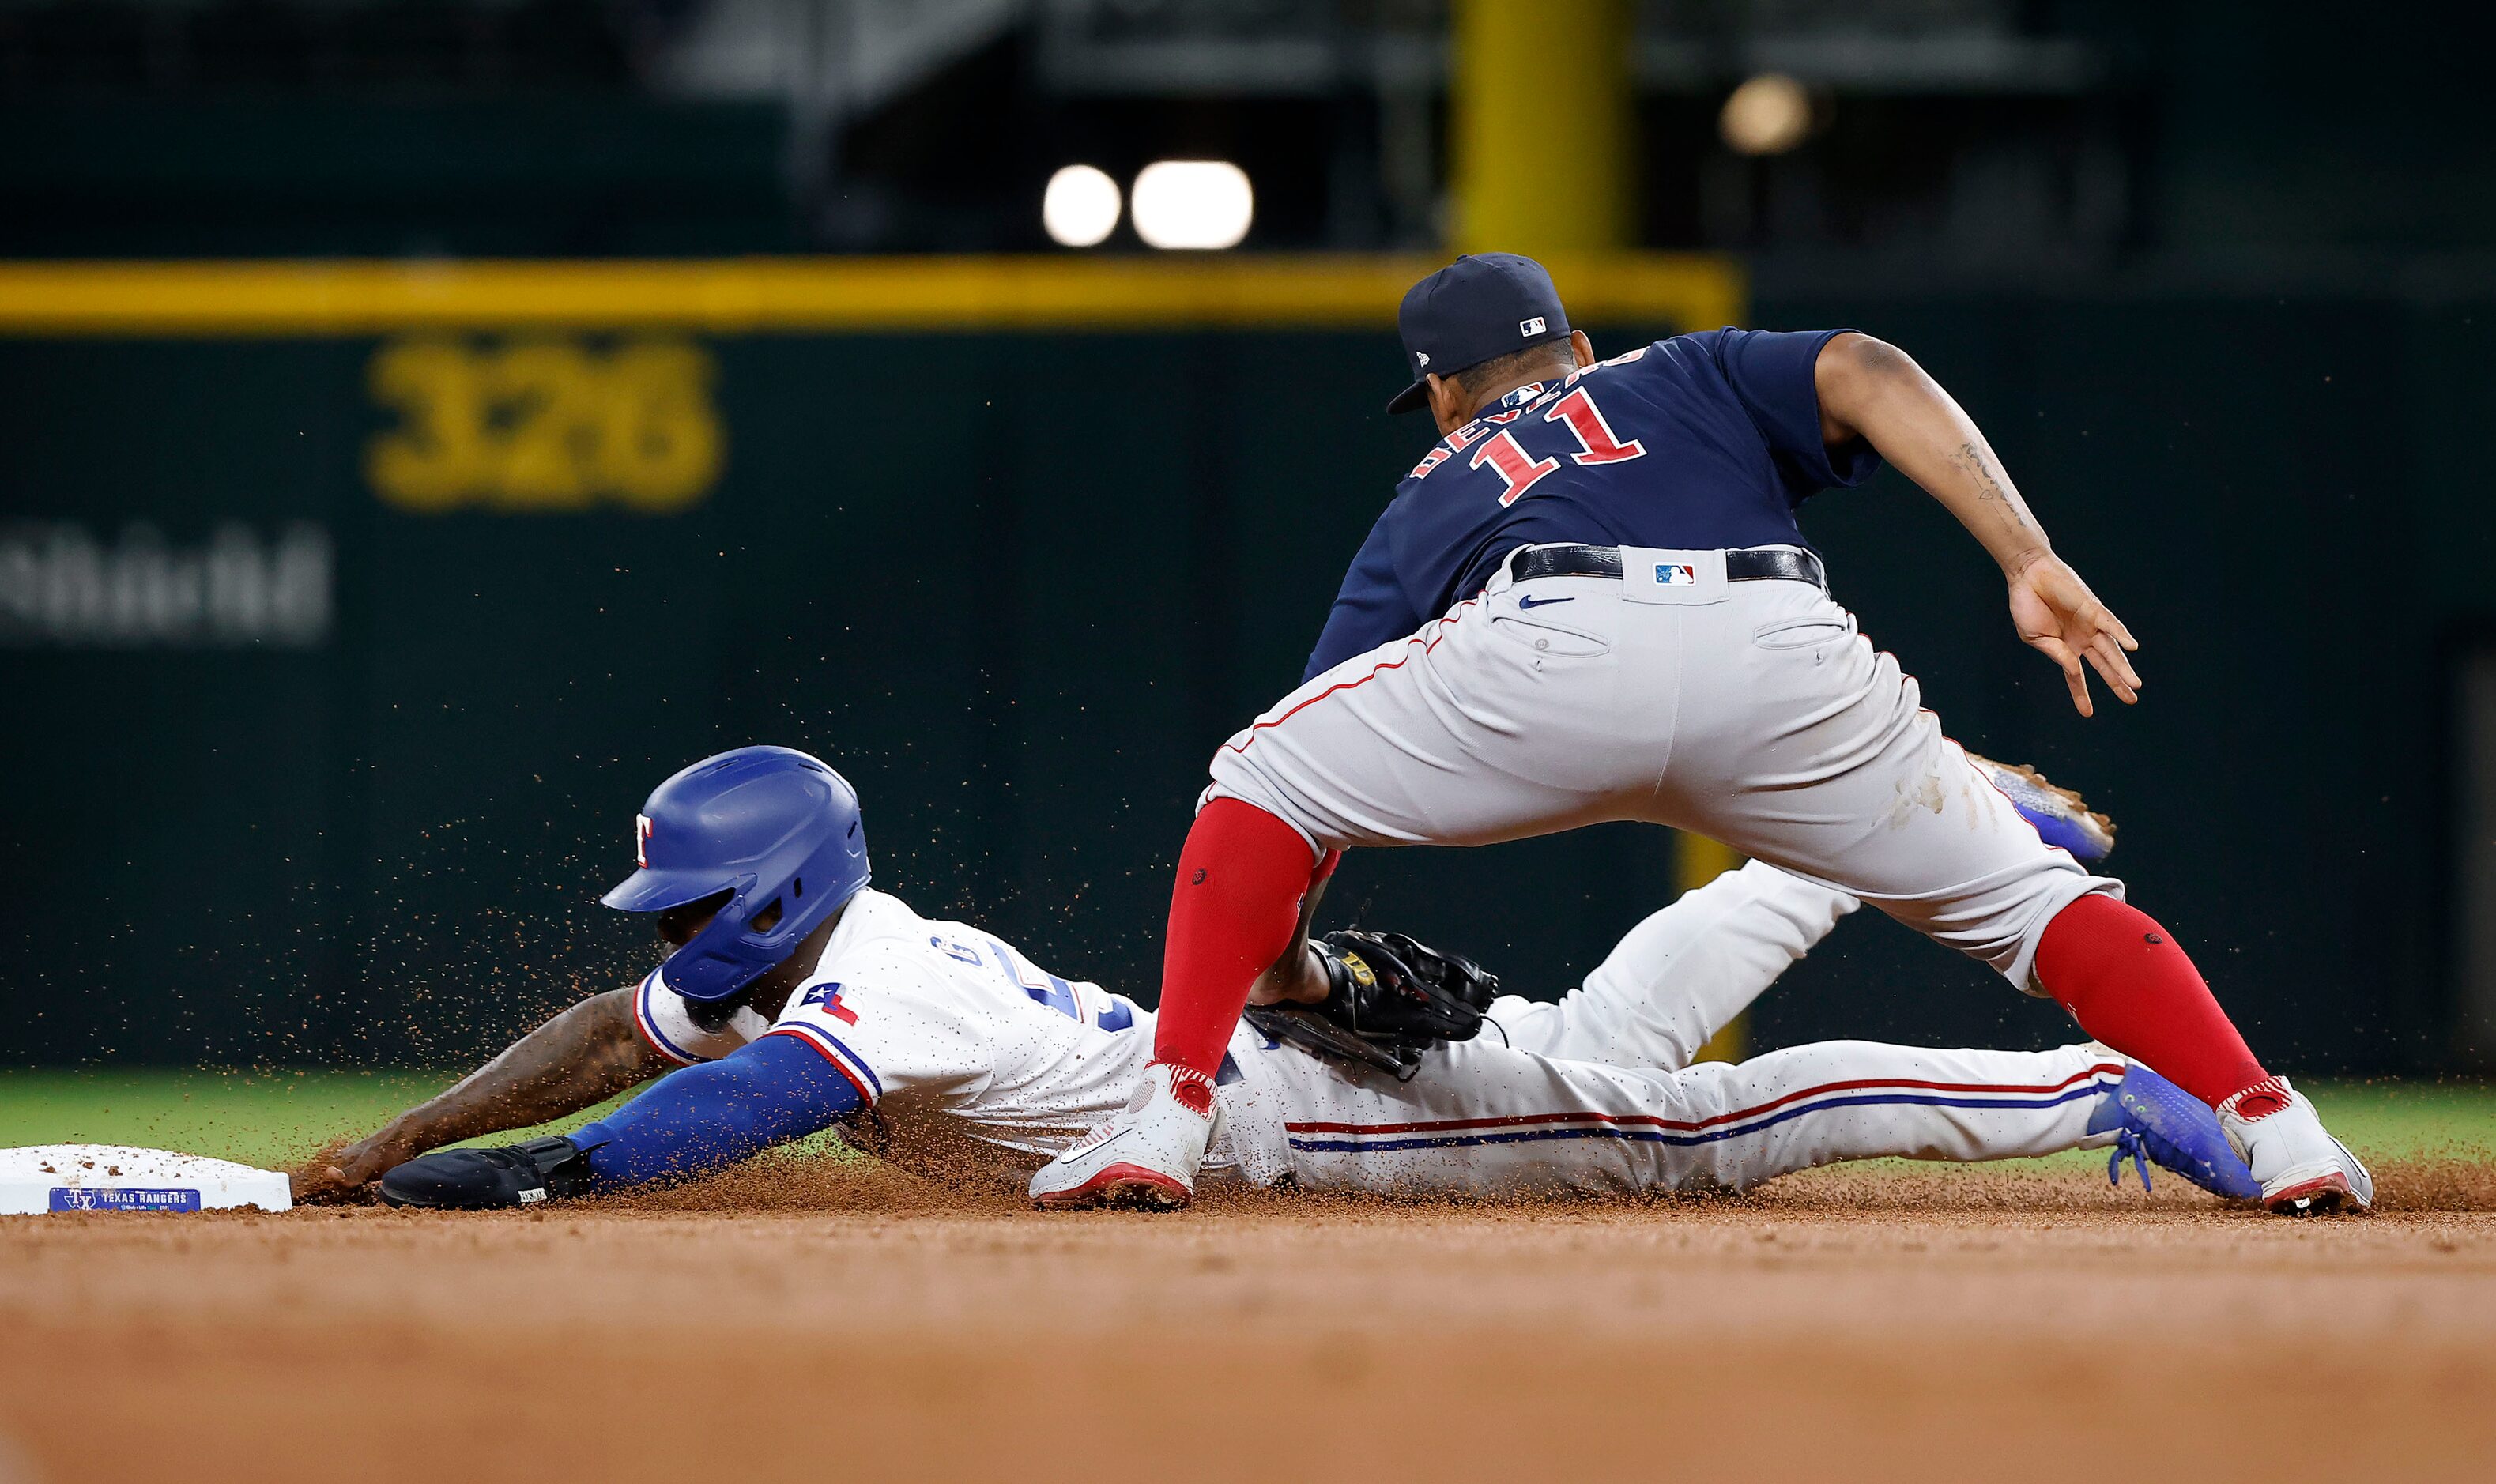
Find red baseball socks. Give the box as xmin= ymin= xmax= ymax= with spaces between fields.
xmin=2034 ymin=892 xmax=2280 ymax=1113
xmin=1148 ymin=797 xmax=1333 ymax=1086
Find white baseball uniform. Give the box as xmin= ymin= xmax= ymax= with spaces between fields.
xmin=632 ymin=868 xmax=2133 ymax=1197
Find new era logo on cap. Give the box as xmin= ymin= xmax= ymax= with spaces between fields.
xmin=1520 ymin=316 xmax=1546 ymax=336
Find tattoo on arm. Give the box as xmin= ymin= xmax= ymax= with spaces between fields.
xmin=1957 ymin=442 xmax=2009 ymax=502
xmin=1936 ymin=439 xmax=2036 ymax=544
xmin=1813 ymin=332 xmax=2053 ymax=577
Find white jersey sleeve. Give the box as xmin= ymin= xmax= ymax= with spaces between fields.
xmin=763 ymin=943 xmax=996 ymax=1109
xmin=628 ymin=969 xmax=773 ymax=1067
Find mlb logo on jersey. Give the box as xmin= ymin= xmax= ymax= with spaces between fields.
xmin=635 ymin=813 xmax=655 ymax=867
xmin=1520 ymin=316 xmax=1547 ymax=337
xmin=1656 ymin=563 xmax=1698 ymax=586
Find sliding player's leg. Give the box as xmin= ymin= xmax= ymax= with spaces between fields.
xmin=1260 ymin=1035 xmax=2253 ymax=1202
xmin=1491 ymin=859 xmax=1858 ymax=1072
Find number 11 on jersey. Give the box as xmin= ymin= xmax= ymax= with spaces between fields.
xmin=1544 ymin=386 xmax=1647 ymax=465
xmin=1469 ymin=431 xmax=1559 ymax=507
xmin=1467 ymin=384 xmax=1648 ymax=507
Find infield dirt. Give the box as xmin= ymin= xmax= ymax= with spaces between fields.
xmin=4 ymin=1157 xmax=2494 ymax=1482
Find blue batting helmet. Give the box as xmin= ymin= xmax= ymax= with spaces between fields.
xmin=601 ymin=745 xmax=871 ymax=1002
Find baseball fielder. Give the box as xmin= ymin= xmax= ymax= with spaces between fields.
xmin=1031 ymin=253 xmax=2369 ymax=1216
xmin=314 ymin=746 xmax=2257 ymax=1211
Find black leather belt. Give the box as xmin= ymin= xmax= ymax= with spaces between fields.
xmin=1508 ymin=543 xmax=1827 ymax=591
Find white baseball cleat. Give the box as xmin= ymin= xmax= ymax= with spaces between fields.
xmin=1029 ymin=1061 xmax=1220 ymax=1211
xmin=2218 ymin=1076 xmax=2373 ymax=1215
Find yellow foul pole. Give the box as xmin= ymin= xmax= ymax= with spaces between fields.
xmin=1453 ymin=0 xmax=1746 ymax=1060
xmin=1451 ymin=0 xmax=1632 ymax=254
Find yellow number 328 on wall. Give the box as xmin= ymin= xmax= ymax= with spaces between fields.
xmin=366 ymin=337 xmax=724 ymax=514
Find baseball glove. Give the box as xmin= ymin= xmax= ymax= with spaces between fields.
xmin=1243 ymin=929 xmax=1500 ymax=1078
xmin=376 ymin=1134 xmax=598 ymax=1210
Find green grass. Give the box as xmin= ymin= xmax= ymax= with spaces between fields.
xmin=2296 ymin=1079 xmax=2496 ymax=1158
xmin=0 ymin=1069 xmax=634 ymax=1168
xmin=0 ymin=1070 xmax=2488 ymax=1173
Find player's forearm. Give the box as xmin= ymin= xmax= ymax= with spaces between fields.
xmin=1246 ymin=869 xmax=1335 ymax=1006
xmin=1815 ymin=334 xmax=2054 ymax=578
xmin=356 ymin=988 xmax=667 ymax=1166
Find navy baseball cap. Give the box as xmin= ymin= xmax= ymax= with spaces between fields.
xmin=1386 ymin=252 xmax=1573 ymax=414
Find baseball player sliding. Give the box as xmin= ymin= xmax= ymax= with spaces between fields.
xmin=1030 ymin=253 xmax=2370 ymax=1216
xmin=306 ymin=746 xmax=2260 ymax=1211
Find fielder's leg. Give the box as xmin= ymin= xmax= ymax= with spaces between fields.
xmin=1029 ymin=797 xmax=1327 ymax=1210
xmin=1492 ymin=858 xmax=1859 ymax=1072
xmin=1656 ymin=578 xmax=2370 ymax=1212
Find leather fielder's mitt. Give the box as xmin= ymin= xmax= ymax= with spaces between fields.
xmin=377 ymin=1135 xmax=599 ymax=1210
xmin=1243 ymin=929 xmax=1499 ymax=1078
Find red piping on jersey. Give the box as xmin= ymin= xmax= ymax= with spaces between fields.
xmin=761 ymin=1025 xmax=877 ymax=1106
xmin=1282 ymin=1063 xmax=2124 ymax=1136
xmin=1222 ymin=600 xmax=1480 ymax=755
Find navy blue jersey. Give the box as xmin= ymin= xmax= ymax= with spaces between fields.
xmin=1303 ymin=328 xmax=1880 ymax=680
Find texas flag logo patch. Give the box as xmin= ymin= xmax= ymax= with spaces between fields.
xmin=1655 ymin=563 xmax=1698 ymax=586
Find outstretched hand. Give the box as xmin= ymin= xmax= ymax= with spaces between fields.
xmin=2007 ymin=554 xmax=2140 ymax=717
xmin=287 ymin=1134 xmax=403 ymax=1205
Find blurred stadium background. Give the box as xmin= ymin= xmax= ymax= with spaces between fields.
xmin=4 ymin=0 xmax=2495 ymax=1088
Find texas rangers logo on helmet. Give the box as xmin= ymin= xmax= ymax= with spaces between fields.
xmin=635 ymin=813 xmax=654 ymax=868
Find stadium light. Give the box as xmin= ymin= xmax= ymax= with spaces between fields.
xmin=1720 ymin=73 xmax=1812 ymax=156
xmin=1130 ymin=160 xmax=1254 ymax=250
xmin=1043 ymin=164 xmax=1122 ymax=247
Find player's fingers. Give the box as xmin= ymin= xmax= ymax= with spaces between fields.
xmin=2090 ymin=631 xmax=2142 ymax=695
xmin=2104 ymin=610 xmax=2140 ymax=651
xmin=2031 ymin=635 xmax=2094 ymax=717
xmin=2086 ymin=641 xmax=2139 ymax=705
xmin=2030 ymin=632 xmax=2078 ymax=669
xmin=2104 ymin=632 xmax=2142 ymax=689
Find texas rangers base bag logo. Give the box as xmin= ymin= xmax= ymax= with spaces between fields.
xmin=636 ymin=813 xmax=654 ymax=867
xmin=1656 ymin=563 xmax=1698 ymax=586
xmin=48 ymin=1187 xmax=202 ymax=1212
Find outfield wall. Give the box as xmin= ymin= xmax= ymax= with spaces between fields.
xmin=0 ymin=258 xmax=2486 ymax=1072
